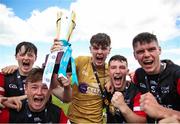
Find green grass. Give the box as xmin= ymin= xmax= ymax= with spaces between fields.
xmin=52 ymin=95 xmax=69 ymax=115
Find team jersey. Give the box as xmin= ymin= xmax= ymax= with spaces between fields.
xmin=133 ymin=59 xmax=180 ymax=123
xmin=68 ymin=56 xmax=109 ymax=123
xmin=106 ymin=82 xmax=146 ymax=123
xmin=0 ymin=70 xmax=26 ymax=97
xmin=0 ymin=100 xmax=67 ymax=123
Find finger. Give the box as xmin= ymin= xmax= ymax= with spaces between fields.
xmin=7 ymin=68 xmax=13 ymax=74
xmin=61 ymin=79 xmax=68 ymax=85
xmin=1 ymin=68 xmax=7 ymax=74
xmin=63 ymin=81 xmax=70 ymax=87
xmin=51 ymin=48 xmax=59 ymax=53
xmin=0 ymin=103 xmax=5 ymax=108
xmin=57 ymin=77 xmax=63 ymax=86
xmin=54 ymin=38 xmax=59 ymax=42
xmin=8 ymin=103 xmax=18 ymax=109
xmin=66 ymin=72 xmax=72 ymax=78
xmin=115 ymin=91 xmax=122 ymax=96
xmin=111 ymin=97 xmax=115 ymax=104
xmin=19 ymin=95 xmax=27 ymax=101
xmin=140 ymin=94 xmax=145 ymax=103
xmin=59 ymin=74 xmax=67 ymax=80
xmin=13 ymin=100 xmax=21 ymax=111
xmin=17 ymin=101 xmax=22 ymax=112
xmin=0 ymin=97 xmax=8 ymax=103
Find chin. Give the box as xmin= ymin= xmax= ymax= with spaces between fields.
xmin=96 ymin=63 xmax=104 ymax=67
xmin=33 ymin=106 xmax=44 ymax=112
xmin=114 ymin=85 xmax=122 ymax=90
xmin=144 ymin=68 xmax=154 ymax=74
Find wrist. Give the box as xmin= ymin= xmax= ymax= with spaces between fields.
xmin=64 ymin=85 xmax=71 ymax=92
xmin=157 ymin=105 xmax=168 ymax=119
xmin=118 ymin=103 xmax=128 ymax=114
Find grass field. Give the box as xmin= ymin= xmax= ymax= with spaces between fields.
xmin=52 ymin=95 xmax=69 ymax=115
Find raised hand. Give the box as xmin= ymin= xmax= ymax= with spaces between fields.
xmin=111 ymin=91 xmax=126 ymax=111
xmin=50 ymin=39 xmax=64 ymax=53
xmin=140 ymin=92 xmax=163 ymax=119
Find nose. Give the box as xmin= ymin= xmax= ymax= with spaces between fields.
xmin=97 ymin=48 xmax=103 ymax=53
xmin=24 ymin=54 xmax=29 ymax=59
xmin=115 ymin=68 xmax=121 ymax=73
xmin=143 ymin=50 xmax=150 ymax=57
xmin=36 ymin=87 xmax=42 ymax=95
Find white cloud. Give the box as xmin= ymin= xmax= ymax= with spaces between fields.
xmin=174 ymin=59 xmax=180 ymax=65
xmin=1 ymin=0 xmax=180 ymax=69
xmin=163 ymin=48 xmax=180 ymax=55
xmin=70 ymin=0 xmax=180 ymax=48
xmin=1 ymin=0 xmax=180 ymax=48
xmin=0 ymin=4 xmax=70 ymax=45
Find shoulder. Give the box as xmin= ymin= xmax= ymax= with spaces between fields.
xmin=133 ymin=68 xmax=145 ymax=84
xmin=3 ymin=70 xmax=17 ymax=80
xmin=75 ymin=56 xmax=91 ymax=63
xmin=47 ymin=102 xmax=65 ymax=116
xmin=162 ymin=59 xmax=180 ymax=71
xmin=0 ymin=71 xmax=17 ymax=87
xmin=163 ymin=60 xmax=180 ymax=78
xmin=75 ymin=56 xmax=91 ymax=67
xmin=48 ymin=103 xmax=68 ymax=123
xmin=48 ymin=102 xmax=61 ymax=111
xmin=135 ymin=68 xmax=145 ymax=74
xmin=126 ymin=83 xmax=139 ymax=96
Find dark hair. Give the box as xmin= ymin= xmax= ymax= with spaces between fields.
xmin=26 ymin=67 xmax=44 ymax=84
xmin=108 ymin=55 xmax=128 ymax=66
xmin=132 ymin=32 xmax=158 ymax=48
xmin=15 ymin=41 xmax=37 ymax=56
xmin=90 ymin=33 xmax=111 ymax=47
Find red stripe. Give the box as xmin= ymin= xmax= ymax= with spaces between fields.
xmin=133 ymin=92 xmax=146 ymax=117
xmin=0 ymin=108 xmax=10 ymax=123
xmin=177 ymin=78 xmax=180 ymax=96
xmin=59 ymin=109 xmax=68 ymax=123
xmin=0 ymin=73 xmax=5 ymax=96
xmin=0 ymin=73 xmax=5 ymax=87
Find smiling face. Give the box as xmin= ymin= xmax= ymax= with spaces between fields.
xmin=25 ymin=80 xmax=50 ymax=112
xmin=133 ymin=41 xmax=161 ymax=75
xmin=109 ymin=56 xmax=129 ymax=91
xmin=16 ymin=45 xmax=37 ymax=76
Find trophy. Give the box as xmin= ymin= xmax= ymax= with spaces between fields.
xmin=42 ymin=11 xmax=78 ymax=88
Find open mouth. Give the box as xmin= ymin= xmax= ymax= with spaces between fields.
xmin=96 ymin=55 xmax=104 ymax=64
xmin=34 ymin=97 xmax=44 ymax=103
xmin=114 ymin=76 xmax=123 ymax=81
xmin=96 ymin=56 xmax=103 ymax=61
xmin=112 ymin=75 xmax=123 ymax=89
xmin=143 ymin=60 xmax=153 ymax=65
xmin=22 ymin=61 xmax=30 ymax=68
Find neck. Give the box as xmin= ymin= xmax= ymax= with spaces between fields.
xmin=18 ymin=69 xmax=28 ymax=76
xmin=114 ymin=81 xmax=127 ymax=92
xmin=28 ymin=105 xmax=45 ymax=113
xmin=93 ymin=63 xmax=105 ymax=69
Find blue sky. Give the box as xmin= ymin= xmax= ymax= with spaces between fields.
xmin=1 ymin=0 xmax=74 ymax=19
xmin=0 ymin=0 xmax=180 ymax=71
